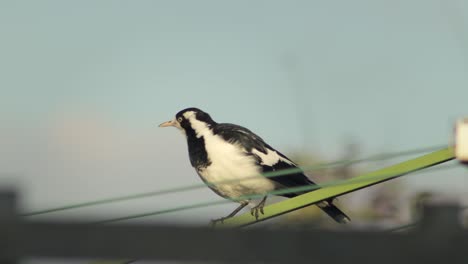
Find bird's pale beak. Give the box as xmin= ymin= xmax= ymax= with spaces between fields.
xmin=159 ymin=119 xmax=176 ymax=128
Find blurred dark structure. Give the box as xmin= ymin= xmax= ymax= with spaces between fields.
xmin=1 ymin=192 xmax=467 ymax=263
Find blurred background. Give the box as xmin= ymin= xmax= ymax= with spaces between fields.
xmin=1 ymin=1 xmax=468 ymax=262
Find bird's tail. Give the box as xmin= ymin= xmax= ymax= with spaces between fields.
xmin=317 ymin=201 xmax=350 ymax=224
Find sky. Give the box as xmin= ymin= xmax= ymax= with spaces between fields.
xmin=1 ymin=0 xmax=468 ymax=233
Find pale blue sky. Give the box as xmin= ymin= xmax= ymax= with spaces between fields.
xmin=1 ymin=0 xmax=467 ymax=226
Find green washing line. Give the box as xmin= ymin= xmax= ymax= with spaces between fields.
xmin=94 ymin=147 xmax=455 ymax=225
xmin=95 ymin=162 xmax=457 ymax=224
xmin=22 ymin=144 xmax=446 ymax=217
xmin=89 ymin=146 xmax=455 ymax=264
xmin=219 ymin=146 xmax=455 ymax=227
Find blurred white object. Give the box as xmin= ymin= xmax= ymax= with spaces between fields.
xmin=455 ymin=118 xmax=468 ymax=164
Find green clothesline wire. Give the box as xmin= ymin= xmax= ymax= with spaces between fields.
xmin=22 ymin=144 xmax=447 ymax=217
xmin=95 ymin=162 xmax=458 ymax=224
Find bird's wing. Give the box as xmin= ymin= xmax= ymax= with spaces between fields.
xmin=213 ymin=123 xmax=316 ymax=194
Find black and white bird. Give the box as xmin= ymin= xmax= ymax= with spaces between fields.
xmin=159 ymin=108 xmax=350 ymax=224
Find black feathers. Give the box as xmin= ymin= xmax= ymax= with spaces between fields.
xmin=319 ymin=203 xmax=351 ymax=224
xmin=260 ymin=161 xmax=318 ymax=198
xmin=213 ymin=123 xmax=269 ymax=154
xmin=176 ymin=107 xmax=216 ymax=130
xmin=187 ymin=134 xmax=212 ymax=169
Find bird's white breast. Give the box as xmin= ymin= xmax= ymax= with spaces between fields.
xmin=189 ymin=118 xmax=276 ymax=199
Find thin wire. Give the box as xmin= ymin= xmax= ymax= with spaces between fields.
xmin=95 ymin=163 xmax=458 ymax=224
xmin=385 ymin=222 xmax=419 ymax=232
xmin=22 ymin=144 xmax=448 ymax=217
xmin=96 ymin=200 xmax=230 ymax=224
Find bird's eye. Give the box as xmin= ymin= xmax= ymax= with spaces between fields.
xmin=177 ymin=117 xmax=183 ymax=122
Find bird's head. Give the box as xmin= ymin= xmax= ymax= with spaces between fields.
xmin=159 ymin=107 xmax=216 ymax=135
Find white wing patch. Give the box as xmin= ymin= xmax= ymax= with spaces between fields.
xmin=251 ymin=148 xmax=294 ymax=166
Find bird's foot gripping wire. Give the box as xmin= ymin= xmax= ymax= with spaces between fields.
xmin=210 ymin=201 xmax=249 ymax=227
xmin=210 ymin=217 xmax=229 ymax=227
xmin=250 ymin=196 xmax=267 ymax=220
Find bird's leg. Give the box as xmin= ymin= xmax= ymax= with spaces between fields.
xmin=250 ymin=196 xmax=267 ymax=220
xmin=226 ymin=201 xmax=249 ymax=218
xmin=210 ymin=201 xmax=249 ymax=226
